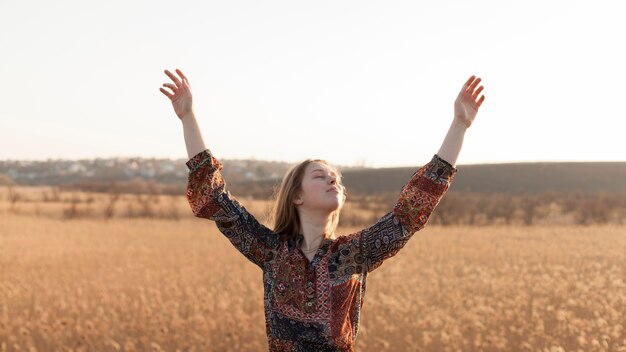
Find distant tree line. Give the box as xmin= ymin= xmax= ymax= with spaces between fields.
xmin=342 ymin=191 xmax=626 ymax=226
xmin=69 ymin=180 xmax=626 ymax=226
xmin=6 ymin=177 xmax=623 ymax=226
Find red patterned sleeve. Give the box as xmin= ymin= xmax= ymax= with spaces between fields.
xmin=186 ymin=150 xmax=225 ymax=219
xmin=334 ymin=155 xmax=458 ymax=275
xmin=392 ymin=154 xmax=458 ymax=234
xmin=186 ymin=149 xmax=280 ymax=269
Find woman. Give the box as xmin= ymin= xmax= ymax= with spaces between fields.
xmin=159 ymin=69 xmax=485 ymax=351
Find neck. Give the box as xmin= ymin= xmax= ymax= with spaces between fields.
xmin=297 ymin=209 xmax=334 ymax=250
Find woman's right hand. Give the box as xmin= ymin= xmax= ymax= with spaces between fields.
xmin=160 ymin=69 xmax=194 ymax=120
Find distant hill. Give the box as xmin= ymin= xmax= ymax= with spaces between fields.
xmin=338 ymin=162 xmax=626 ymax=195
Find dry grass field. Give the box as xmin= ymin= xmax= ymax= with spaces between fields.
xmin=1 ymin=187 xmax=625 ymax=351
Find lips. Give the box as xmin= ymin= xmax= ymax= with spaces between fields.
xmin=327 ymin=187 xmax=340 ymax=193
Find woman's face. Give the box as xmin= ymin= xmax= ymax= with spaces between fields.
xmin=294 ymin=161 xmax=345 ymax=213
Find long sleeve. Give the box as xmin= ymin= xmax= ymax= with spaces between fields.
xmin=334 ymin=154 xmax=458 ymax=275
xmin=186 ymin=149 xmax=281 ymax=269
xmin=391 ymin=154 xmax=457 ymax=234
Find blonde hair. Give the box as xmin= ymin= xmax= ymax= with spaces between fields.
xmin=270 ymin=159 xmax=346 ymax=242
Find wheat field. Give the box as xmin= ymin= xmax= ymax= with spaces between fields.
xmin=1 ymin=188 xmax=625 ymax=351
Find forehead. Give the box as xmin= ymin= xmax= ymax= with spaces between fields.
xmin=306 ymin=162 xmax=337 ymax=175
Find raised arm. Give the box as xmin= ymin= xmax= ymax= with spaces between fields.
xmin=437 ymin=75 xmax=486 ymax=167
xmin=160 ymin=69 xmax=280 ymax=269
xmin=332 ymin=76 xmax=485 ymax=275
xmin=159 ymin=69 xmax=207 ymax=159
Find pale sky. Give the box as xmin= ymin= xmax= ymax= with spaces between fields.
xmin=1 ymin=0 xmax=624 ymax=167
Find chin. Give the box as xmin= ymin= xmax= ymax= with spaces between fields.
xmin=328 ymin=202 xmax=343 ymax=212
xmin=320 ymin=204 xmax=340 ymax=213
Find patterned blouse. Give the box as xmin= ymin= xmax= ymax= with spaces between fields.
xmin=186 ymin=149 xmax=458 ymax=352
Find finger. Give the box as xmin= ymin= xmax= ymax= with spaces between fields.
xmin=159 ymin=87 xmax=174 ymax=99
xmin=161 ymin=85 xmax=176 ymax=95
xmin=468 ymin=77 xmax=482 ymax=93
xmin=176 ymin=69 xmax=189 ymax=82
xmin=162 ymin=83 xmax=177 ymax=91
xmin=472 ymin=86 xmax=484 ymax=99
xmin=164 ymin=69 xmax=182 ymax=87
xmin=178 ymin=72 xmax=191 ymax=90
xmin=477 ymin=95 xmax=485 ymax=108
xmin=458 ymin=75 xmax=475 ymax=97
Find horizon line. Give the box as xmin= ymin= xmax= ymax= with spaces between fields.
xmin=1 ymin=155 xmax=625 ymax=168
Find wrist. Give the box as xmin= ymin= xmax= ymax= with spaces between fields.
xmin=179 ymin=110 xmax=196 ymax=122
xmin=451 ymin=118 xmax=469 ymax=131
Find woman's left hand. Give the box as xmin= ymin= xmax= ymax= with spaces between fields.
xmin=454 ymin=75 xmax=485 ymax=128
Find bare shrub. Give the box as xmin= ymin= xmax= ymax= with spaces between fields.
xmin=104 ymin=183 xmax=122 ymax=220
xmin=8 ymin=185 xmax=21 ymax=214
xmin=8 ymin=185 xmax=21 ymax=204
xmin=137 ymin=194 xmax=155 ymax=218
xmin=123 ymin=195 xmax=155 ymax=218
xmin=42 ymin=187 xmax=61 ymax=202
xmin=103 ymin=203 xmax=115 ymax=220
xmin=61 ymin=194 xmax=93 ymax=220
xmin=63 ymin=197 xmax=80 ymax=220
xmin=574 ymin=196 xmax=610 ymax=225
